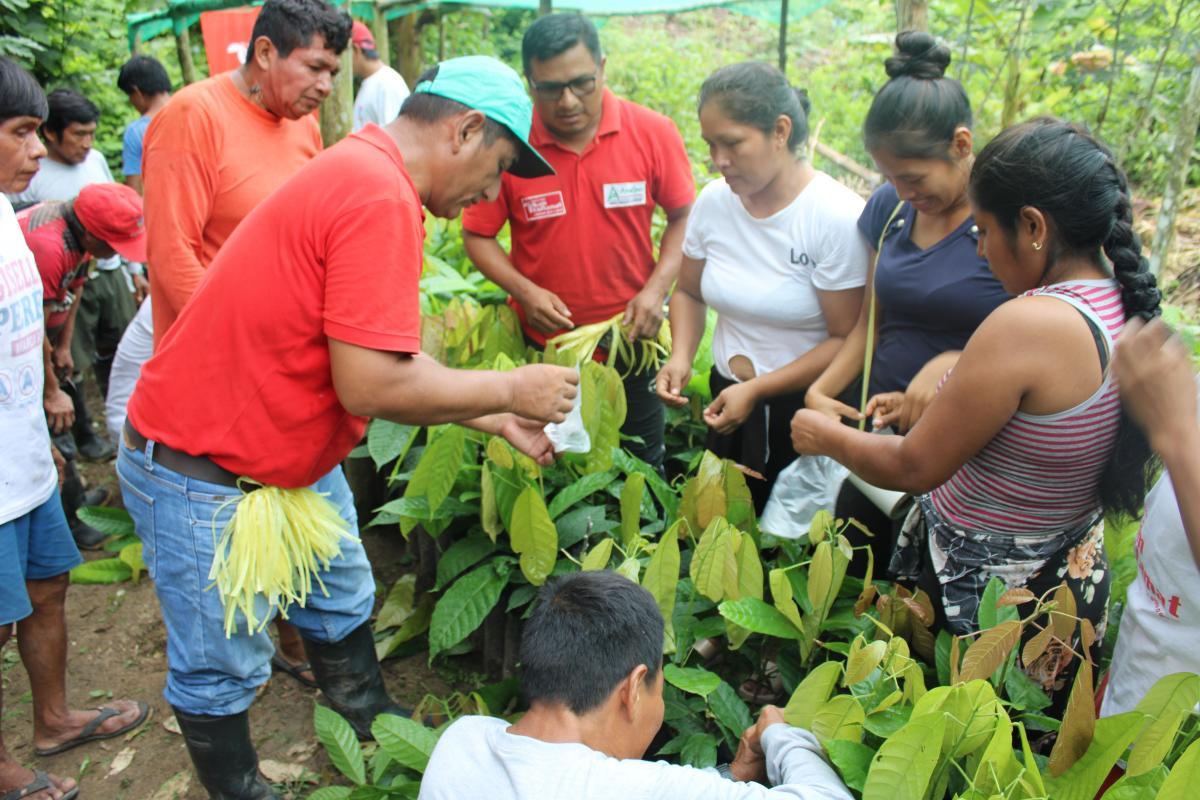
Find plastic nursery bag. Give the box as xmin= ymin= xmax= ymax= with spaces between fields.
xmin=543 ymin=367 xmax=590 ymax=454
xmin=759 ymin=455 xmax=848 ymax=539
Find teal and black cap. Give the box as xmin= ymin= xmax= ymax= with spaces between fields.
xmin=413 ymin=55 xmax=554 ymax=179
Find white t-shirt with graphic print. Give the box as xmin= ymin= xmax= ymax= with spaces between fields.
xmin=683 ymin=172 xmax=868 ymax=382
xmin=0 ymin=196 xmax=56 ymax=524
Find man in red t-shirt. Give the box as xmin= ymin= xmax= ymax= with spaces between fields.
xmin=463 ymin=13 xmax=694 ymax=471
xmin=20 ymin=182 xmax=146 ymax=550
xmin=118 ymin=56 xmax=576 ymax=800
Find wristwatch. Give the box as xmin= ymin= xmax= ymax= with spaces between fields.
xmin=716 ymin=763 xmax=735 ymax=781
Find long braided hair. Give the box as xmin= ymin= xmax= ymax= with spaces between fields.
xmin=969 ymin=117 xmax=1161 ymax=518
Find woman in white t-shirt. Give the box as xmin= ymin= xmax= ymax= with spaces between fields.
xmin=1102 ymin=317 xmax=1200 ymax=716
xmin=656 ymin=62 xmax=869 ymax=511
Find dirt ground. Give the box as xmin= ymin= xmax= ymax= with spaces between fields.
xmin=2 ymin=414 xmax=453 ymax=800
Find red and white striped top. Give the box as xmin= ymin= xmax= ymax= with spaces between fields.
xmin=930 ymin=279 xmax=1125 ymax=535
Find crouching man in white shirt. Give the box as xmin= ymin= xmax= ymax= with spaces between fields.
xmin=419 ymin=571 xmax=852 ymax=800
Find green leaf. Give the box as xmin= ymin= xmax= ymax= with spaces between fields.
xmin=690 ymin=517 xmax=736 ymax=602
xmin=978 ymin=575 xmax=1018 ymax=630
xmin=581 ymin=538 xmax=614 ymax=571
xmin=75 ymin=505 xmax=135 ymax=537
xmin=376 ymin=597 xmax=433 ymax=661
xmin=810 ymin=694 xmax=866 ymax=743
xmin=1128 ymin=673 xmax=1200 ymax=776
xmin=825 ymin=739 xmax=875 ymax=792
xmin=707 ymin=681 xmax=753 ymax=740
xmin=807 ymin=540 xmax=833 ymax=616
xmin=556 ymin=505 xmax=618 ymax=550
xmin=620 ymin=473 xmax=646 ymax=546
xmin=615 ymin=556 xmax=640 ymax=583
xmin=371 ymin=714 xmax=439 ymax=774
xmin=367 ymin=419 xmax=418 ymax=470
xmin=612 ymin=449 xmax=679 ymax=524
xmin=844 ymin=639 xmax=887 ymax=686
xmin=732 ymin=530 xmax=763 ymax=600
xmin=1154 ymin=738 xmax=1200 ymax=799
xmin=663 ymin=664 xmax=721 ymax=698
xmin=481 ymin=462 xmax=501 ymax=542
xmin=313 ymin=704 xmax=366 ymax=785
xmin=307 ymin=788 xmax=353 ymax=800
xmin=376 ymin=575 xmax=418 ymax=631
xmin=861 ymin=711 xmax=945 ymax=800
xmin=721 ymin=459 xmax=755 ymax=532
xmin=546 ymin=471 xmax=616 ymax=520
xmin=959 ymin=620 xmax=1023 ymax=683
xmin=69 ymin=558 xmax=132 ymax=585
xmin=509 ymin=486 xmax=558 ymax=586
xmin=428 ymin=562 xmax=508 ymax=662
xmin=579 ymin=362 xmax=626 ymax=474
xmin=862 ymin=705 xmax=912 ymax=738
xmin=1100 ymin=765 xmax=1166 ymax=799
xmin=784 ymin=662 xmax=843 ymax=730
xmin=1043 ymin=712 xmax=1145 ymax=800
xmin=434 ymin=536 xmax=495 ymax=591
xmin=118 ymin=542 xmax=145 ymax=584
xmin=401 ymin=426 xmax=468 ymax=535
xmin=717 ymin=597 xmax=803 ymax=639
xmin=679 ymin=733 xmax=718 ymax=769
xmin=641 ymin=521 xmax=681 ymax=631
xmin=769 ymin=568 xmax=804 ymax=630
xmin=1004 ymin=662 xmax=1053 ymax=711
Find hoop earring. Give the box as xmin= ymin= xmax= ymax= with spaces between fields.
xmin=1032 ymin=241 xmax=1043 ymax=251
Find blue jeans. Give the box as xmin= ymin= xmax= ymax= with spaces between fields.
xmin=116 ymin=437 xmax=374 ymax=716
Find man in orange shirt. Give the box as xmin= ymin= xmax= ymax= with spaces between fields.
xmin=142 ymin=0 xmax=350 ymax=346
xmin=139 ymin=0 xmax=351 ymax=690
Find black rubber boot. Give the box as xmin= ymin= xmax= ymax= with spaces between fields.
xmin=303 ymin=622 xmax=408 ymax=740
xmin=173 ymin=708 xmax=279 ymax=800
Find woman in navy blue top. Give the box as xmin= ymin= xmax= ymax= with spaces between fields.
xmin=803 ymin=32 xmax=1010 ymax=572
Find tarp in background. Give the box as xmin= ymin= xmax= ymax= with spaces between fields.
xmin=129 ymin=0 xmax=835 ymax=52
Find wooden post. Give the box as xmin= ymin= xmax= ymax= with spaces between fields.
xmin=1149 ymin=56 xmax=1200 ymax=277
xmin=539 ymin=0 xmax=552 ymax=15
xmin=778 ymin=0 xmax=789 ymax=74
xmin=437 ymin=6 xmax=445 ymax=61
xmin=391 ymin=12 xmax=422 ymax=86
xmin=320 ymin=1 xmax=354 ymax=146
xmin=896 ymin=0 xmax=928 ymax=32
xmin=372 ymin=3 xmax=391 ymax=69
xmin=175 ymin=25 xmax=197 ymax=85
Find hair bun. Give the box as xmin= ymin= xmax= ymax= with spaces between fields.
xmin=885 ymin=31 xmax=952 ymax=80
xmin=794 ymin=87 xmax=812 ymax=117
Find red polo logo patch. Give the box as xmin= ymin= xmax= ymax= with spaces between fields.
xmin=521 ymin=191 xmax=567 ymax=222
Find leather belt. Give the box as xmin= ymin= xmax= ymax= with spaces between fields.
xmin=123 ymin=422 xmax=242 ymax=488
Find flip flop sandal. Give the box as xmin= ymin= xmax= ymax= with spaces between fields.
xmin=1 ymin=769 xmax=79 ymax=800
xmin=34 ymin=700 xmax=151 ymax=757
xmin=271 ymin=653 xmax=319 ymax=689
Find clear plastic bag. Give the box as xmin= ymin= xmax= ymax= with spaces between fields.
xmin=759 ymin=455 xmax=848 ymax=539
xmin=543 ymin=368 xmax=590 ymax=454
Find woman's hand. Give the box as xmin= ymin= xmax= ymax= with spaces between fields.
xmin=703 ymin=381 xmax=758 ymax=435
xmin=865 ymin=391 xmax=904 ymax=430
xmin=791 ymin=408 xmax=838 ymax=456
xmin=1114 ymin=317 xmax=1197 ymax=453
xmin=805 ymin=385 xmax=863 ymax=423
xmin=655 ymin=357 xmax=693 ymax=408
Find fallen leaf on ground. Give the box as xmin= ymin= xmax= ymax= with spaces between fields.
xmin=149 ymin=771 xmax=191 ymax=800
xmin=259 ymin=759 xmax=315 ymax=784
xmin=284 ymin=741 xmax=318 ymax=761
xmin=161 ymin=716 xmax=181 ymax=735
xmin=107 ymin=747 xmax=135 ymax=778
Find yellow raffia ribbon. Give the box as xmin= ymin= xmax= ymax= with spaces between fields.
xmin=208 ymin=480 xmax=359 ymax=637
xmin=546 ymin=310 xmax=672 ymax=375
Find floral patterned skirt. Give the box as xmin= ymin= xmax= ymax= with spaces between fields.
xmin=891 ymin=496 xmax=1109 ymax=698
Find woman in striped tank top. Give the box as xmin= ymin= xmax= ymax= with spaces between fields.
xmin=790 ymin=118 xmax=1161 ymax=699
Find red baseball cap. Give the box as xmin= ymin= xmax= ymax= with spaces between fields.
xmin=73 ymin=183 xmax=147 ymax=263
xmin=351 ymin=21 xmax=375 ymax=50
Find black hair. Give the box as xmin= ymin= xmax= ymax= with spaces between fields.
xmin=0 ymin=57 xmax=47 ymax=123
xmin=117 ymin=55 xmax=171 ymax=97
xmin=698 ymin=61 xmax=811 ymax=153
xmin=971 ymin=116 xmax=1162 ymax=518
xmin=400 ymin=66 xmax=512 ymax=146
xmin=42 ymin=88 xmax=99 ymax=137
xmin=521 ymin=13 xmax=602 ymax=76
xmin=864 ymin=31 xmax=972 ymax=160
xmin=248 ymin=0 xmax=351 ymax=61
xmin=519 ymin=571 xmax=664 ymax=715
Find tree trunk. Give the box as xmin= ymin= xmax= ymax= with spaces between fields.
xmin=1150 ymin=57 xmax=1200 ymax=277
xmin=372 ymin=3 xmax=391 ymax=70
xmin=539 ymin=0 xmax=553 ymax=16
xmin=175 ymin=26 xmax=197 ymax=85
xmin=1095 ymin=0 xmax=1133 ymax=136
xmin=778 ymin=0 xmax=789 ymax=75
xmin=390 ymin=13 xmax=423 ymax=87
xmin=896 ymin=0 xmax=928 ymax=32
xmin=1000 ymin=0 xmax=1032 ymax=128
xmin=320 ymin=38 xmax=354 ymax=146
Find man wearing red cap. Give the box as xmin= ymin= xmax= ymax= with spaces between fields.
xmin=19 ymin=183 xmax=147 ymax=551
xmin=351 ymin=20 xmax=409 ymax=131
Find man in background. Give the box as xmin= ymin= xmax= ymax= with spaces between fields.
xmin=117 ymin=54 xmax=172 ymax=196
xmin=351 ymin=20 xmax=410 ymax=131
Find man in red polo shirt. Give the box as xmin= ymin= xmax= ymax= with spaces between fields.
xmin=463 ymin=12 xmax=694 ymax=471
